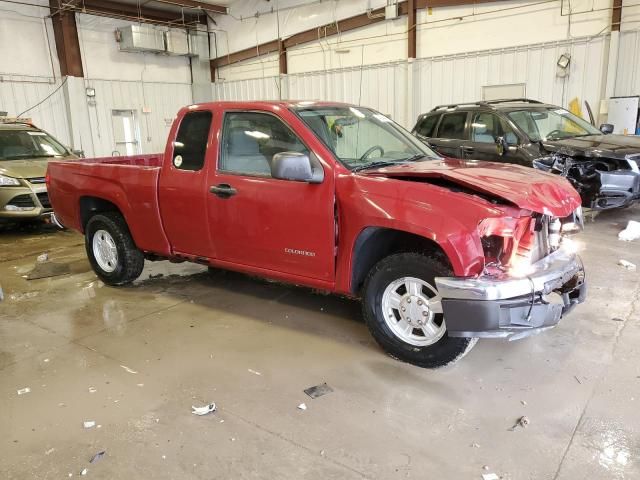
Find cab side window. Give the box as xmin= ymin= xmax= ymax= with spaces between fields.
xmin=415 ymin=114 xmax=440 ymax=138
xmin=173 ymin=111 xmax=212 ymax=171
xmin=220 ymin=112 xmax=309 ymax=176
xmin=437 ymin=112 xmax=467 ymax=140
xmin=471 ymin=112 xmax=519 ymax=145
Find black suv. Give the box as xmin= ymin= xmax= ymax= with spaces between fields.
xmin=412 ymin=98 xmax=640 ymax=210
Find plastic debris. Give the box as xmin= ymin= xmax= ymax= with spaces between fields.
xmin=80 ymin=468 xmax=87 ymax=476
xmin=88 ymin=386 xmax=97 ymax=393
xmin=120 ymin=365 xmax=138 ymax=374
xmin=297 ymin=403 xmax=307 ymax=411
xmin=482 ymin=474 xmax=499 ymax=480
xmin=26 ymin=261 xmax=71 ymax=280
xmin=509 ymin=415 xmax=530 ymax=431
xmin=619 ymin=220 xmax=640 ymax=241
xmin=17 ymin=387 xmax=31 ymax=395
xmin=37 ymin=253 xmax=48 ymax=263
xmin=45 ymin=448 xmax=55 ymax=455
xmin=248 ymin=369 xmax=262 ymax=376
xmin=618 ymin=259 xmax=637 ymax=271
xmin=304 ymin=383 xmax=333 ymax=399
xmin=83 ymin=421 xmax=96 ymax=429
xmin=89 ymin=451 xmax=105 ymax=464
xmin=191 ymin=403 xmax=216 ymax=416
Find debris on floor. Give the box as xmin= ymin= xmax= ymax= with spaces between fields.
xmin=0 ymin=284 xmax=4 ymax=302
xmin=297 ymin=403 xmax=307 ymax=410
xmin=191 ymin=403 xmax=216 ymax=416
xmin=45 ymin=447 xmax=55 ymax=455
xmin=574 ymin=375 xmax=582 ymax=384
xmin=618 ymin=220 xmax=640 ymax=241
xmin=149 ymin=273 xmax=164 ymax=279
xmin=83 ymin=421 xmax=96 ymax=429
xmin=612 ymin=317 xmax=625 ymax=322
xmin=26 ymin=260 xmax=71 ymax=280
xmin=508 ymin=415 xmax=530 ymax=431
xmin=88 ymin=386 xmax=97 ymax=393
xmin=247 ymin=369 xmax=262 ymax=376
xmin=482 ymin=473 xmax=499 ymax=480
xmin=618 ymin=259 xmax=637 ymax=271
xmin=17 ymin=387 xmax=30 ymax=395
xmin=304 ymin=383 xmax=333 ymax=399
xmin=80 ymin=468 xmax=87 ymax=476
xmin=120 ymin=365 xmax=138 ymax=374
xmin=37 ymin=253 xmax=48 ymax=263
xmin=89 ymin=451 xmax=105 ymax=464
xmin=470 ymin=442 xmax=480 ymax=448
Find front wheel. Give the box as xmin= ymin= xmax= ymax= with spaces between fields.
xmin=362 ymin=253 xmax=477 ymax=368
xmin=85 ymin=212 xmax=144 ymax=286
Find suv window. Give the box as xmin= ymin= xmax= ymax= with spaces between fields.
xmin=437 ymin=112 xmax=467 ymax=140
xmin=471 ymin=112 xmax=518 ymax=145
xmin=173 ymin=111 xmax=212 ymax=171
xmin=415 ymin=114 xmax=439 ymax=138
xmin=220 ymin=112 xmax=308 ymax=176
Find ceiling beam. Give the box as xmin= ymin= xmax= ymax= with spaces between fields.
xmin=612 ymin=0 xmax=622 ymax=31
xmin=408 ymin=0 xmax=417 ymax=59
xmin=211 ymin=0 xmax=506 ymax=72
xmin=150 ymin=0 xmax=227 ymax=15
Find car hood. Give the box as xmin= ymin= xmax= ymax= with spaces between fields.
xmin=360 ymin=158 xmax=581 ymax=217
xmin=542 ymin=134 xmax=640 ymax=159
xmin=0 ymin=157 xmax=68 ymax=179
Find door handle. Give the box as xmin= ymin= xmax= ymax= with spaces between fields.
xmin=461 ymin=146 xmax=475 ymax=152
xmin=209 ymin=183 xmax=237 ymax=198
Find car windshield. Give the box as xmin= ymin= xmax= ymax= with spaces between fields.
xmin=507 ymin=107 xmax=601 ymax=141
xmin=0 ymin=129 xmax=68 ymax=161
xmin=294 ymin=105 xmax=440 ymax=170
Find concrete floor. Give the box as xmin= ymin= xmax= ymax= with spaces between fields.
xmin=1 ymin=208 xmax=639 ymax=480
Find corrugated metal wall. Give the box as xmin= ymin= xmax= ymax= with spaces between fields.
xmin=0 ymin=76 xmax=71 ymax=146
xmin=212 ymin=35 xmax=609 ymax=129
xmin=615 ymin=29 xmax=640 ymax=97
xmin=413 ymin=35 xmax=608 ymax=118
xmin=85 ymin=79 xmax=192 ymax=155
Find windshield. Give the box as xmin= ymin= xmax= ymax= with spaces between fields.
xmin=0 ymin=129 xmax=68 ymax=161
xmin=294 ymin=106 xmax=440 ymax=170
xmin=508 ymin=108 xmax=601 ymax=141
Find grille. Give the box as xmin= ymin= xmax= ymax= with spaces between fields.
xmin=8 ymin=194 xmax=35 ymax=208
xmin=28 ymin=177 xmax=46 ymax=184
xmin=36 ymin=192 xmax=51 ymax=208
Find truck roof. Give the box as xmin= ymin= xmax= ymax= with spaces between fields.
xmin=187 ymin=100 xmax=357 ymax=110
xmin=0 ymin=122 xmax=38 ymax=131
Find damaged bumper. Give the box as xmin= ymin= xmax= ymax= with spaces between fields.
xmin=435 ymin=248 xmax=586 ymax=339
xmin=593 ymin=169 xmax=640 ymax=210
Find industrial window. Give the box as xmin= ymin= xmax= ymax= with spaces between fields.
xmin=415 ymin=114 xmax=440 ymax=138
xmin=437 ymin=112 xmax=467 ymax=140
xmin=172 ymin=111 xmax=212 ymax=171
xmin=219 ymin=112 xmax=309 ymax=176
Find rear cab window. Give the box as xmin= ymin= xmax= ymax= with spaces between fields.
xmin=436 ymin=112 xmax=468 ymax=140
xmin=172 ymin=111 xmax=212 ymax=171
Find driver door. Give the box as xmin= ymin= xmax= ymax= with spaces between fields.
xmin=207 ymin=109 xmax=336 ymax=282
xmin=465 ymin=112 xmax=523 ymax=164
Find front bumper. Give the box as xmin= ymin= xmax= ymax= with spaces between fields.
xmin=592 ymin=169 xmax=640 ymax=210
xmin=435 ymin=248 xmax=586 ymax=339
xmin=0 ymin=184 xmax=52 ymax=220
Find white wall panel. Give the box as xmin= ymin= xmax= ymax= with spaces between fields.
xmin=0 ymin=77 xmax=71 ymax=146
xmin=212 ymin=76 xmax=283 ymax=102
xmin=83 ymin=79 xmax=192 ymax=156
xmin=615 ymin=29 xmax=640 ymax=97
xmin=413 ymin=36 xmax=608 ymax=122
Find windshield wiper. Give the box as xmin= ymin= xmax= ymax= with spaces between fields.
xmin=403 ymin=154 xmax=428 ymax=162
xmin=352 ymin=160 xmax=404 ymax=172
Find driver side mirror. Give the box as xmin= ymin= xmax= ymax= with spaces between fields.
xmin=271 ymin=152 xmax=323 ymax=184
xmin=599 ymin=123 xmax=614 ymax=134
xmin=495 ymin=136 xmax=509 ymax=156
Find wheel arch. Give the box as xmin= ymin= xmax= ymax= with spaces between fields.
xmin=79 ymin=196 xmax=125 ymax=231
xmin=350 ymin=227 xmax=451 ymax=295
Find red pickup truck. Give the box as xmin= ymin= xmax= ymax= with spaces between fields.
xmin=47 ymin=101 xmax=586 ymax=368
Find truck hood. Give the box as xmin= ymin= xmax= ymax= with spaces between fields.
xmin=0 ymin=157 xmax=70 ymax=179
xmin=361 ymin=158 xmax=581 ymax=217
xmin=542 ymin=134 xmax=640 ymax=159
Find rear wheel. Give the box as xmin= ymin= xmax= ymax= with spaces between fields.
xmin=85 ymin=212 xmax=144 ymax=285
xmin=362 ymin=252 xmax=477 ymax=368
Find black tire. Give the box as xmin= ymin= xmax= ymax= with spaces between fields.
xmin=362 ymin=252 xmax=477 ymax=368
xmin=85 ymin=212 xmax=144 ymax=286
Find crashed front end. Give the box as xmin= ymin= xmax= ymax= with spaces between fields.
xmin=435 ymin=208 xmax=586 ymax=339
xmin=534 ymin=153 xmax=640 ymax=210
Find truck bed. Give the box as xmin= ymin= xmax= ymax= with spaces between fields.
xmin=47 ymin=154 xmax=171 ymax=256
